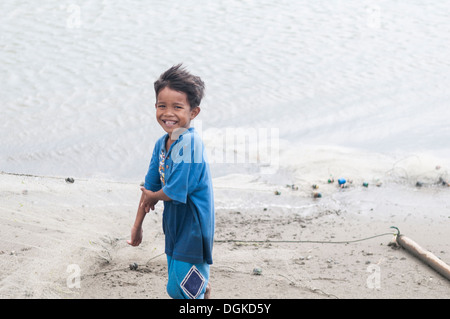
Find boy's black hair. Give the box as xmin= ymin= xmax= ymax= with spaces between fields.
xmin=154 ymin=64 xmax=205 ymax=109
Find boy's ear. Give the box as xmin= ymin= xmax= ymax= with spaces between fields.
xmin=190 ymin=106 xmax=200 ymax=119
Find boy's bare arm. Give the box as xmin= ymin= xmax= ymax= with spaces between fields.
xmin=127 ymin=188 xmax=171 ymax=247
xmin=127 ymin=192 xmax=147 ymax=246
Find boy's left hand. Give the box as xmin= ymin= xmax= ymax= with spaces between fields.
xmin=140 ymin=187 xmax=158 ymax=213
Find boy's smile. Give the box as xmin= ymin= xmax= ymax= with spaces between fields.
xmin=155 ymin=87 xmax=200 ymax=141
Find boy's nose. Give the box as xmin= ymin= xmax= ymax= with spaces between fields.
xmin=162 ymin=106 xmax=175 ymax=114
xmin=163 ymin=110 xmax=175 ymax=117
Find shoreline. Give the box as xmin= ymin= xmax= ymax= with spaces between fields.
xmin=0 ymin=172 xmax=449 ymax=299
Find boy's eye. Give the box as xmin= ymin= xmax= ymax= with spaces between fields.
xmin=157 ymin=104 xmax=165 ymax=108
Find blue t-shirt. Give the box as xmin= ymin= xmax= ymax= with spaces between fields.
xmin=144 ymin=127 xmax=214 ymax=265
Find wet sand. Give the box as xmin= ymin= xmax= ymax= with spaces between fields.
xmin=1 ymin=172 xmax=449 ymax=299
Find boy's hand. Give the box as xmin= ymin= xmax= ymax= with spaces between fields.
xmin=127 ymin=225 xmax=143 ymax=246
xmin=140 ymin=187 xmax=158 ymax=213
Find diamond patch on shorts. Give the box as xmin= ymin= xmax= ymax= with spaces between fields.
xmin=180 ymin=266 xmax=205 ymax=299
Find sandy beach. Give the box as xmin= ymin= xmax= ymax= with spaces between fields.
xmin=0 ymin=171 xmax=449 ymax=299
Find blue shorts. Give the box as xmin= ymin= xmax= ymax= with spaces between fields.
xmin=166 ymin=255 xmax=210 ymax=299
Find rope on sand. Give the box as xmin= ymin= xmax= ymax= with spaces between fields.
xmin=84 ymin=232 xmax=396 ymax=278
xmin=83 ymin=252 xmax=166 ymax=277
xmin=214 ymin=231 xmax=396 ymax=245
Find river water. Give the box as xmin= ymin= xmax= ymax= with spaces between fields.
xmin=1 ymin=0 xmax=450 ymax=188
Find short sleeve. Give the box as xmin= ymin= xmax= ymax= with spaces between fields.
xmin=162 ymin=161 xmax=191 ymax=204
xmin=144 ymin=143 xmax=162 ymax=192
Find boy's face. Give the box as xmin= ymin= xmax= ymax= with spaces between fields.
xmin=155 ymin=86 xmax=200 ymax=136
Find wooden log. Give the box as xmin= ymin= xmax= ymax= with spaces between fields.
xmin=396 ymin=234 xmax=450 ymax=281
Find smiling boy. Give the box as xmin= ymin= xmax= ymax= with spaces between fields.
xmin=127 ymin=64 xmax=214 ymax=299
